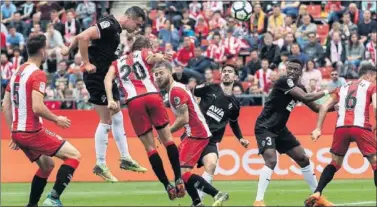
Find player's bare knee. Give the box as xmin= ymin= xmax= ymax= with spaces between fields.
xmin=205 ymin=162 xmax=217 ymax=175
xmin=41 ymin=159 xmax=55 ymax=172
xmin=181 ymin=167 xmax=192 ymax=174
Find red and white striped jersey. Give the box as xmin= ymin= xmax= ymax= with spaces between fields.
xmin=169 ymin=82 xmax=211 ymax=139
xmin=222 ymin=36 xmax=241 ymax=55
xmin=206 ymin=43 xmax=229 ymax=63
xmin=1 ymin=61 xmax=14 ymax=80
xmin=333 ymin=80 xmax=376 ymax=129
xmin=113 ymin=48 xmax=158 ymax=101
xmin=6 ymin=63 xmax=46 ymax=132
xmin=256 ymin=69 xmax=273 ymax=89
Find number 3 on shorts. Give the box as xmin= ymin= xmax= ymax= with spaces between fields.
xmin=266 ymin=137 xmax=272 ymax=146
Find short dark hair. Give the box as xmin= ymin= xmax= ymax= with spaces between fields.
xmin=131 ymin=36 xmax=151 ymax=52
xmin=359 ymin=63 xmax=377 ymax=77
xmin=288 ymin=59 xmax=304 ymax=68
xmin=153 ymin=61 xmax=173 ymax=73
xmin=125 ymin=6 xmax=146 ymax=22
xmin=281 ymin=51 xmax=290 ymax=57
xmin=26 ymin=34 xmax=46 ymax=57
xmin=221 ymin=64 xmax=237 ymax=73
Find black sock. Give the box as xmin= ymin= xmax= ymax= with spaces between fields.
xmin=187 ymin=174 xmax=219 ymax=197
xmin=315 ymin=164 xmax=337 ymax=194
xmin=185 ymin=182 xmax=201 ymax=205
xmin=28 ymin=175 xmax=47 ymax=205
xmin=166 ymin=143 xmax=181 ymax=181
xmin=374 ymin=170 xmax=377 ymax=187
xmin=51 ymin=165 xmax=76 ymax=199
xmin=148 ymin=152 xmax=170 ymax=188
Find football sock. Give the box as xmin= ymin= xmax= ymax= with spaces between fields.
xmin=198 ymin=171 xmax=214 ymax=200
xmin=51 ymin=159 xmax=80 ymax=199
xmin=148 ymin=150 xmax=170 ymax=188
xmin=315 ymin=162 xmax=340 ymax=194
xmin=95 ymin=123 xmax=110 ymax=165
xmin=256 ymin=165 xmax=273 ymax=201
xmin=111 ymin=111 xmax=131 ymax=159
xmin=164 ymin=141 xmax=181 ymax=181
xmin=185 ymin=182 xmax=202 ymax=205
xmin=301 ymin=163 xmax=318 ymax=192
xmin=28 ymin=168 xmax=52 ymax=205
xmin=183 ymin=172 xmax=219 ymax=197
xmin=371 ymin=164 xmax=376 ymax=187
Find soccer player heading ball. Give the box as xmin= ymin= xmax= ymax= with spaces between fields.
xmin=62 ymin=6 xmax=147 ymax=182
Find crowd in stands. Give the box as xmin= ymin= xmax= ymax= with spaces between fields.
xmin=1 ymin=1 xmax=376 ymax=109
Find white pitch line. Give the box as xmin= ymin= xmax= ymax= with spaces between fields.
xmin=335 ymin=201 xmax=376 ymax=206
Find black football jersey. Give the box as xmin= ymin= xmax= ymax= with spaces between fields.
xmin=256 ymin=76 xmax=305 ymax=133
xmin=194 ymin=84 xmax=240 ymax=142
xmin=88 ymin=15 xmax=122 ymax=71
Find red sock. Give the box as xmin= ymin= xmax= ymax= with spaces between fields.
xmin=36 ymin=168 xmax=53 ymax=179
xmin=182 ymin=172 xmax=192 ymax=183
xmin=330 ymin=161 xmax=341 ymax=171
xmin=63 ymin=158 xmax=80 ymax=169
xmin=147 ymin=149 xmax=157 ymax=157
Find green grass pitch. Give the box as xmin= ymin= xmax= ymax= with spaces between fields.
xmin=1 ymin=180 xmax=375 ymax=206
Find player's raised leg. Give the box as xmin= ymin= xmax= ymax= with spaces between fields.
xmin=26 ymin=156 xmax=55 ymax=207
xmin=197 ymin=152 xmax=217 ymax=200
xmin=92 ymin=105 xmax=118 ymax=182
xmin=138 ymin=131 xmax=176 ymax=200
xmin=286 ymin=146 xmax=318 ymax=192
xmin=42 ymin=141 xmax=81 ymax=206
xmin=110 ymin=103 xmax=147 ymax=173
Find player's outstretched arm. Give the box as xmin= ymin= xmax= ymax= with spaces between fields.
xmin=170 ymin=104 xmax=189 ymax=134
xmin=1 ymin=92 xmax=13 ymax=129
xmin=104 ymin=65 xmax=117 ymax=110
xmin=146 ymin=52 xmax=171 ymax=65
xmin=311 ymin=96 xmax=336 ymax=142
xmin=288 ymin=87 xmax=332 ymax=103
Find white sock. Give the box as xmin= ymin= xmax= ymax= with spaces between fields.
xmin=95 ymin=123 xmax=111 ymax=165
xmin=301 ymin=164 xmax=318 ymax=192
xmin=256 ymin=165 xmax=273 ymax=201
xmin=111 ymin=111 xmax=131 ymax=159
xmin=198 ymin=171 xmax=214 ymax=200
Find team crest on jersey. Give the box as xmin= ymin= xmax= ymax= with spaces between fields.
xmin=101 ymin=95 xmax=107 ymax=103
xmin=174 ymin=97 xmax=181 ymax=105
xmin=100 ymin=21 xmax=110 ymax=29
xmin=39 ymin=82 xmax=46 ymax=93
xmin=287 ymin=79 xmax=294 ymax=88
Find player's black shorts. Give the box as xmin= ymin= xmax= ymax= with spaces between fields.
xmin=255 ymin=126 xmax=301 ymax=155
xmin=83 ymin=62 xmax=120 ymax=106
xmin=197 ymin=139 xmax=218 ymax=168
xmin=197 ymin=130 xmax=223 ymax=168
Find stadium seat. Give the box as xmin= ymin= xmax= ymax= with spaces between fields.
xmin=317 ymin=24 xmax=329 ymax=45
xmin=318 ymin=66 xmax=333 ymax=79
xmin=241 ymin=81 xmax=252 ymax=91
xmin=213 ymin=70 xmax=221 ymax=81
xmin=307 ymin=5 xmax=322 ymax=19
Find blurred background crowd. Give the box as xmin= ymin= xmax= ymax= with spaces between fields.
xmin=1 ymin=0 xmax=376 ymax=110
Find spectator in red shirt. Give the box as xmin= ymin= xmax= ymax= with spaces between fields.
xmin=255 ymin=59 xmax=273 ymax=92
xmin=0 ymin=32 xmax=6 ymax=50
xmin=176 ymin=36 xmax=195 ymax=67
xmin=195 ymin=17 xmax=209 ymax=38
xmin=206 ymin=32 xmax=230 ymax=64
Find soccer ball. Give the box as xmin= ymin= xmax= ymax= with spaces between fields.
xmin=231 ymin=1 xmax=253 ymax=22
